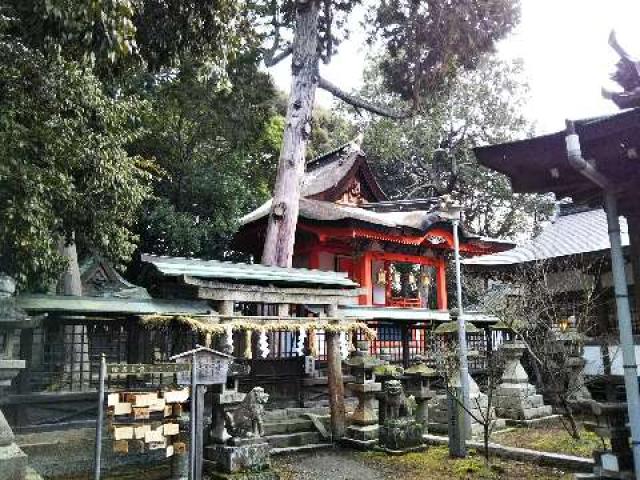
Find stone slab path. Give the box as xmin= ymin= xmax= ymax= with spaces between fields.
xmin=274 ymin=449 xmax=392 ymax=480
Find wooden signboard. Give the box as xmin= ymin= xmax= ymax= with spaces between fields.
xmin=171 ymin=346 xmax=234 ymax=386
xmin=106 ymin=363 xmax=190 ymax=375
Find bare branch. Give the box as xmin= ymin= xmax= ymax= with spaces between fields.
xmin=264 ymin=45 xmax=293 ymax=67
xmin=318 ymin=76 xmax=413 ymax=119
xmin=263 ymin=3 xmax=293 ymax=68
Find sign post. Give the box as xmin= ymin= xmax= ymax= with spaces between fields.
xmin=171 ymin=346 xmax=234 ymax=480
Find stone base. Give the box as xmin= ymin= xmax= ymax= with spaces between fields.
xmin=0 ymin=443 xmax=28 ymax=480
xmin=374 ymin=444 xmax=427 ymax=456
xmin=204 ymin=441 xmax=271 ymax=474
xmin=345 ymin=424 xmax=378 ymax=442
xmin=340 ymin=437 xmax=378 ymax=450
xmin=504 ymin=414 xmax=562 ymax=428
xmin=428 ymin=392 xmax=506 ymax=437
xmin=342 ymin=423 xmax=379 ymax=450
xmin=494 ymin=383 xmax=553 ymax=421
xmin=378 ymin=418 xmax=424 ymax=452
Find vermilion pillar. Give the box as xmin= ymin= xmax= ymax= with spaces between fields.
xmin=308 ymin=248 xmax=320 ymax=270
xmin=357 ymin=252 xmax=373 ymax=305
xmin=436 ymin=258 xmax=448 ymax=310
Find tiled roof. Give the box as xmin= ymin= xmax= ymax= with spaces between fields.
xmin=240 ymin=197 xmax=442 ymax=231
xmin=141 ymin=254 xmax=359 ymax=288
xmin=464 ymin=208 xmax=629 ymax=267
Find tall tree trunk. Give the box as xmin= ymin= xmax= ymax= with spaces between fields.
xmin=261 ymin=0 xmax=320 ymax=267
xmin=57 ymin=234 xmax=89 ymax=390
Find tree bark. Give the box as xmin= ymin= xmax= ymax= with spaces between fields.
xmin=57 ymin=234 xmax=89 ymax=390
xmin=261 ymin=0 xmax=320 ymax=267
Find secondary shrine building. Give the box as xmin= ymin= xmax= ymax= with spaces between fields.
xmin=235 ymin=139 xmax=511 ymax=313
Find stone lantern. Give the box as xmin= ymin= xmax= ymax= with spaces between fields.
xmin=404 ymin=356 xmax=437 ymax=428
xmin=343 ymin=340 xmax=383 ymax=449
xmin=427 ymin=320 xmax=505 ymax=436
xmin=553 ymin=318 xmax=591 ymax=404
xmin=0 ymin=275 xmax=31 ymax=480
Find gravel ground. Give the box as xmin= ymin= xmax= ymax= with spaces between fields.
xmin=274 ymin=448 xmax=393 ymax=480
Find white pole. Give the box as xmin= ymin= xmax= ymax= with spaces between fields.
xmin=93 ymin=354 xmax=106 ymax=480
xmin=452 ymin=218 xmax=472 ymax=442
xmin=604 ymin=192 xmax=640 ymax=476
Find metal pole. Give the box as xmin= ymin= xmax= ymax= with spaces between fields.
xmin=189 ymin=353 xmax=197 ymax=480
xmin=604 ymin=192 xmax=640 ymax=476
xmin=452 ymin=218 xmax=471 ymax=442
xmin=94 ymin=354 xmax=106 ymax=480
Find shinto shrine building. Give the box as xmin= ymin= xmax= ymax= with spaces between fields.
xmin=235 ymin=138 xmax=511 ymax=312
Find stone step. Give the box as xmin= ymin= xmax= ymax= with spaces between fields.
xmin=271 ymin=443 xmax=333 ymax=455
xmin=264 ymin=406 xmax=331 ymax=421
xmin=265 ymin=431 xmax=323 ymax=449
xmin=263 ymin=417 xmax=315 ymax=435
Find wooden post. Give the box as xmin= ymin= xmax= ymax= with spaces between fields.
xmin=401 ymin=323 xmax=411 ymax=368
xmin=326 ymin=304 xmax=345 ymax=440
xmin=436 ymin=258 xmax=448 ymax=311
xmin=195 ymin=386 xmax=205 ymax=480
xmin=358 ymin=252 xmax=373 ymax=305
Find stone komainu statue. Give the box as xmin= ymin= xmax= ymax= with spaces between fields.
xmin=225 ymin=387 xmax=269 ymax=438
xmin=383 ymin=379 xmax=411 ymax=421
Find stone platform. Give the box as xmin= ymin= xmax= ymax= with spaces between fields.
xmin=494 ymin=342 xmax=553 ymax=422
xmin=428 ymin=372 xmax=505 ymax=436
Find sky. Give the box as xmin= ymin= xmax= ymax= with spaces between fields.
xmin=268 ymin=0 xmax=640 ymax=135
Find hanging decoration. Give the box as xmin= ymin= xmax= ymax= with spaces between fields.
xmin=244 ymin=330 xmax=253 ymax=359
xmin=224 ymin=324 xmax=234 ymax=354
xmin=346 ymin=331 xmax=355 ymax=354
xmin=139 ymin=315 xmax=376 ymax=341
xmin=375 ymin=267 xmax=387 ymax=286
xmin=296 ymin=326 xmax=307 ymax=356
xmin=308 ymin=328 xmax=318 ymax=357
xmin=420 ymin=273 xmax=431 ymax=287
xmin=258 ymin=331 xmax=270 ymax=358
xmin=408 ymin=272 xmax=417 ymax=289
xmin=339 ymin=332 xmax=349 ymax=360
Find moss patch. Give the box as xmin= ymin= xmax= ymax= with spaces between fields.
xmin=493 ymin=426 xmax=605 ymax=458
xmin=359 ymin=445 xmax=572 ymax=479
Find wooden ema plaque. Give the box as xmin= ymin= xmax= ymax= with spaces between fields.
xmin=107 ymin=388 xmax=189 ymax=458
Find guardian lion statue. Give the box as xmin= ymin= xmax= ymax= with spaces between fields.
xmin=382 ymin=379 xmax=411 ymax=421
xmin=225 ymin=387 xmax=269 ymax=439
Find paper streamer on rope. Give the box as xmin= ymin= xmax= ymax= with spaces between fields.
xmin=296 ymin=326 xmax=307 ymax=356
xmin=339 ymin=332 xmax=349 ymax=360
xmin=225 ymin=324 xmax=234 ymax=354
xmin=244 ymin=330 xmax=252 ymax=359
xmin=258 ymin=330 xmax=269 ymax=358
xmin=307 ymin=328 xmax=317 ymax=358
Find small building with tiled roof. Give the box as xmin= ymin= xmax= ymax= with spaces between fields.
xmin=235 ymin=138 xmax=512 ymax=310
xmin=465 ymin=204 xmax=629 ymax=270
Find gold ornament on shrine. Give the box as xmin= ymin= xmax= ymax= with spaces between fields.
xmin=375 ymin=267 xmax=387 ymax=286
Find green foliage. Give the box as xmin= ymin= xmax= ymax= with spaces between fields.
xmin=133 ymin=54 xmax=280 ymax=258
xmin=366 ymin=0 xmax=520 ymax=107
xmin=358 ymin=56 xmax=553 ymax=239
xmin=0 ymin=40 xmax=152 ymax=291
xmin=3 ymin=0 xmax=252 ymax=82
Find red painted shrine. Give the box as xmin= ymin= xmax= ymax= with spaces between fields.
xmin=235 ymin=139 xmax=511 ymax=311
